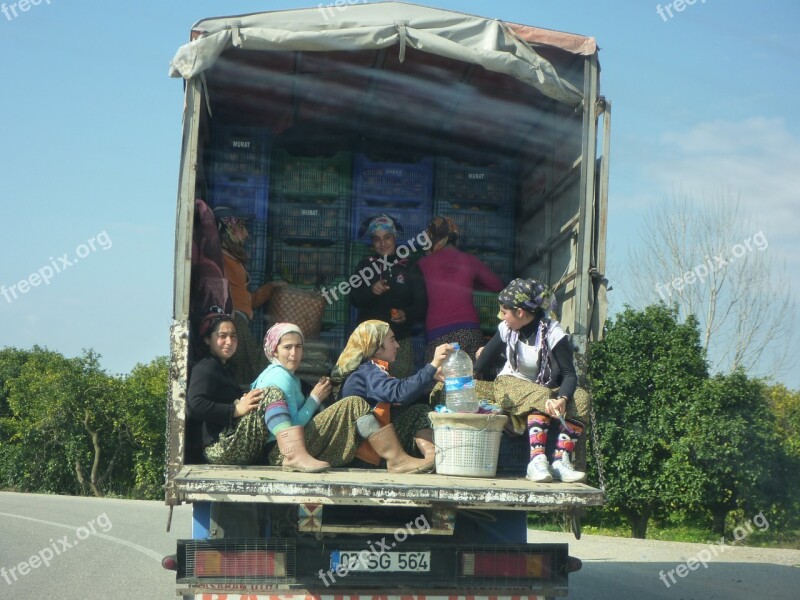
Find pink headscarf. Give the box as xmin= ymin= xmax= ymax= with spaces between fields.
xmin=263 ymin=323 xmax=304 ymax=362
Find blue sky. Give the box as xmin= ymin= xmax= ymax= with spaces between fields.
xmin=1 ymin=0 xmax=798 ymax=388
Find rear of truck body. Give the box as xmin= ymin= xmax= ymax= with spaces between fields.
xmin=165 ymin=3 xmax=610 ymax=598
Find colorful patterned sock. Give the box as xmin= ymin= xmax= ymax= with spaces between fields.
xmin=527 ymin=412 xmax=551 ymax=460
xmin=263 ymin=400 xmax=292 ymax=435
xmin=553 ymin=419 xmax=584 ymax=462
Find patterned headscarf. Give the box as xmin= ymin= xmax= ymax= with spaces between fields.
xmin=425 ymin=216 xmax=459 ymax=248
xmin=214 ymin=205 xmax=249 ymax=263
xmin=498 ymin=278 xmax=557 ymax=317
xmin=330 ymin=320 xmax=390 ymax=392
xmin=365 ymin=214 xmax=398 ymax=239
xmin=498 ymin=279 xmax=558 ymax=385
xmin=263 ymin=323 xmax=304 ymax=362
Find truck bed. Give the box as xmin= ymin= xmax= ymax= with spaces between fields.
xmin=173 ymin=465 xmax=604 ymax=511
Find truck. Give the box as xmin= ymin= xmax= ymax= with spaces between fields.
xmin=163 ymin=2 xmax=611 ymax=599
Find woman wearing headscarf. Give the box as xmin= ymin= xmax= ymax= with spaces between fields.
xmin=416 ymin=216 xmax=504 ymax=362
xmin=214 ymin=206 xmax=285 ymax=386
xmin=252 ymin=323 xmax=367 ymax=472
xmin=331 ymin=320 xmax=452 ymax=473
xmin=253 ymin=323 xmax=430 ymax=473
xmin=350 ymin=214 xmax=428 ymax=378
xmin=186 ymin=308 xmax=271 ymax=465
xmin=472 ymin=279 xmax=591 ymax=484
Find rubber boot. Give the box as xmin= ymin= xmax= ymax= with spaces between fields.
xmin=414 ymin=428 xmax=437 ymax=472
xmin=369 ymin=424 xmax=435 ymax=474
xmin=275 ymin=426 xmax=330 ymax=473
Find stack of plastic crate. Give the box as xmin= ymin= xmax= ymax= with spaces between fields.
xmin=269 ymin=150 xmax=352 ymax=357
xmin=207 ymin=125 xmax=272 ymax=343
xmin=208 ymin=126 xmax=271 ymax=221
xmin=433 ymin=158 xmax=515 ymax=284
xmin=350 ymin=154 xmax=434 ymax=247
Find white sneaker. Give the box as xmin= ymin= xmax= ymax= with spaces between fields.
xmin=551 ymin=453 xmax=586 ymax=483
xmin=526 ymin=454 xmax=553 ymax=483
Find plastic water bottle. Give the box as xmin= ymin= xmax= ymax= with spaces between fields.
xmin=442 ymin=343 xmax=479 ymax=413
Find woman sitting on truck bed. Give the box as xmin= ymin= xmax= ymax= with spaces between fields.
xmin=253 ymin=323 xmax=433 ymax=474
xmin=472 ymin=279 xmax=591 ymax=484
xmin=186 ymin=308 xmax=272 ymax=465
xmin=332 ymin=320 xmax=453 ymax=473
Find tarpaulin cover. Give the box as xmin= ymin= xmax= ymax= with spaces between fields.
xmin=169 ymin=2 xmax=595 ymax=105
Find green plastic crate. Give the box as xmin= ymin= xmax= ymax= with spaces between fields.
xmin=271 ymin=150 xmax=352 ymax=198
xmin=474 ymin=291 xmax=500 ymax=334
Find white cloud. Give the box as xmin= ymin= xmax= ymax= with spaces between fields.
xmin=652 ymin=117 xmax=800 ymax=239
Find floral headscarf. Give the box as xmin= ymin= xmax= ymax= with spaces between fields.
xmin=497 ymin=279 xmax=558 ymax=385
xmin=263 ymin=323 xmax=304 ymax=362
xmin=498 ymin=278 xmax=557 ymax=317
xmin=330 ymin=320 xmax=390 ymax=393
xmin=365 ymin=214 xmax=398 ymax=239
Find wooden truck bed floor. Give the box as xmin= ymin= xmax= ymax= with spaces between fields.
xmin=174 ymin=465 xmax=604 ymax=510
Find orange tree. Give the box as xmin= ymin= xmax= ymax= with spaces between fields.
xmin=588 ymin=304 xmax=708 ymax=538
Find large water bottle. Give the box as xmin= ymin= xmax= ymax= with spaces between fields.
xmin=442 ymin=343 xmax=479 ymax=413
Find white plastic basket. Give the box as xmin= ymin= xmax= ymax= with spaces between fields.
xmin=430 ymin=413 xmax=508 ymax=477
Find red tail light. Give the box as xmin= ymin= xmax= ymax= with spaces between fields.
xmin=194 ymin=550 xmax=286 ymax=577
xmin=461 ymin=551 xmax=552 ymax=579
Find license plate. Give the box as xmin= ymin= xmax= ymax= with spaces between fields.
xmin=331 ymin=550 xmax=431 ymax=572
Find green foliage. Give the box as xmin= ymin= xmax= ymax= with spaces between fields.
xmin=675 ymin=371 xmax=779 ymax=533
xmin=0 ymin=347 xmax=168 ymax=500
xmin=120 ymin=357 xmax=168 ymax=498
xmin=764 ymin=383 xmax=800 ymax=530
xmin=588 ymin=304 xmax=708 ymax=537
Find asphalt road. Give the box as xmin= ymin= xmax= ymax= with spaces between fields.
xmin=1 ymin=492 xmax=798 ymax=599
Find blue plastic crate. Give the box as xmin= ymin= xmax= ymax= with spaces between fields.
xmin=354 ymin=154 xmax=434 ymax=206
xmin=269 ymin=196 xmax=349 ymax=244
xmin=211 ymin=125 xmax=271 ymax=176
xmin=434 ymin=157 xmax=514 ymax=208
xmin=210 ymin=174 xmax=269 ymax=221
xmin=351 ymin=201 xmax=433 ymax=248
xmin=432 ymin=199 xmax=513 ymax=253
xmin=270 ymin=240 xmax=348 ymax=287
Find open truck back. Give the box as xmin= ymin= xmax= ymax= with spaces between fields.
xmin=165 ymin=3 xmax=610 ymax=598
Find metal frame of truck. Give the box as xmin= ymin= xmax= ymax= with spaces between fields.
xmin=164 ymin=4 xmax=610 ymax=599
